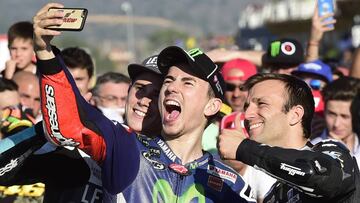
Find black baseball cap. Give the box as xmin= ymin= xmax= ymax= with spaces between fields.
xmin=127 ymin=55 xmax=162 ymax=81
xmin=157 ymin=46 xmax=225 ymax=102
xmin=263 ymin=38 xmax=304 ymax=69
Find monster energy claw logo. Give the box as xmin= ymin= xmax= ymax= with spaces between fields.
xmin=152 ymin=179 xmax=205 ymax=203
xmin=270 ymin=41 xmax=281 ymax=57
xmin=187 ymin=48 xmax=204 ymax=61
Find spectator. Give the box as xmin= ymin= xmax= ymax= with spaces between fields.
xmin=91 ymin=72 xmax=131 ymax=123
xmin=292 ymin=59 xmax=333 ymax=90
xmin=222 ymin=58 xmax=257 ymax=112
xmin=351 ymin=91 xmax=360 ymax=152
xmin=125 ymin=54 xmax=163 ymax=135
xmin=292 ymin=59 xmax=333 ymax=138
xmin=312 ymin=76 xmax=360 ymax=166
xmin=61 ymin=47 xmax=94 ymax=97
xmin=262 ymin=38 xmax=304 ymax=74
xmin=3 ymin=21 xmax=36 ymax=79
xmin=306 ymin=4 xmax=336 ymax=62
xmin=12 ymin=71 xmax=40 ymax=121
xmin=218 ymin=73 xmax=359 ymax=202
xmin=201 ymin=58 xmax=256 ymax=154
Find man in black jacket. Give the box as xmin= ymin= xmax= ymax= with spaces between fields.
xmin=218 ymin=73 xmax=359 ymax=202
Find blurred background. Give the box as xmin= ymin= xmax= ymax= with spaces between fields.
xmin=0 ymin=0 xmax=359 ymax=75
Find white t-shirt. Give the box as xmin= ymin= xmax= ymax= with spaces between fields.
xmin=242 ymin=166 xmax=277 ymax=201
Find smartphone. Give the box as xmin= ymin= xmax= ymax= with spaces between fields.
xmin=220 ymin=112 xmax=249 ymax=137
xmin=318 ymin=0 xmax=334 ymax=28
xmin=47 ymin=8 xmax=88 ymax=31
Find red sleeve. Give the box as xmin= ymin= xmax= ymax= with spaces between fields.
xmin=38 ymin=56 xmax=106 ymax=162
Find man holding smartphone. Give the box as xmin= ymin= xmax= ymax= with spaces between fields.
xmin=32 ymin=3 xmax=256 ymax=203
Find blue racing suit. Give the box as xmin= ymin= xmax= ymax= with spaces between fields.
xmin=37 ymin=48 xmax=256 ymax=203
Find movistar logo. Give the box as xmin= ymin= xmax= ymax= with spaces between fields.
xmin=152 ymin=179 xmax=205 ymax=203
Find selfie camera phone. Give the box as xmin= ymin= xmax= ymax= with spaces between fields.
xmin=47 ymin=8 xmax=88 ymax=31
xmin=318 ymin=0 xmax=334 ymax=28
xmin=220 ymin=112 xmax=249 ymax=138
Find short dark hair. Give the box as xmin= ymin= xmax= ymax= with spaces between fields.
xmin=351 ymin=93 xmax=360 ymax=137
xmin=322 ymin=76 xmax=360 ymax=104
xmin=7 ymin=21 xmax=33 ymax=47
xmin=92 ymin=72 xmax=131 ymax=96
xmin=243 ymin=73 xmax=314 ymax=138
xmin=61 ymin=47 xmax=94 ymax=79
xmin=0 ymin=78 xmax=18 ymax=92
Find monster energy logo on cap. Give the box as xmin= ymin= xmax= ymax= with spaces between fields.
xmin=157 ymin=46 xmax=226 ymax=102
xmin=264 ymin=38 xmax=304 ymax=67
xmin=187 ymin=48 xmax=204 ymax=60
xmin=270 ymin=41 xmax=281 ymax=57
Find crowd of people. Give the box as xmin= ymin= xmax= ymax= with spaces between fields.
xmin=0 ymin=2 xmax=360 ymax=203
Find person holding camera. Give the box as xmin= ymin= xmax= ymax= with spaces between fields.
xmin=32 ymin=3 xmax=256 ymax=202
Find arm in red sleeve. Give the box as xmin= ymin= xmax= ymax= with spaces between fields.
xmin=38 ymin=52 xmax=107 ymax=162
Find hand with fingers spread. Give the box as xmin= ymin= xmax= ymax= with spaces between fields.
xmin=217 ymin=112 xmax=247 ymax=160
xmin=33 ymin=2 xmax=64 ymax=60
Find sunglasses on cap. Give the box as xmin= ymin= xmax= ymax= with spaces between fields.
xmin=225 ymin=83 xmax=245 ymax=92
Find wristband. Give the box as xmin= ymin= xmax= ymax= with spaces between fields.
xmin=308 ymin=41 xmax=319 ymax=46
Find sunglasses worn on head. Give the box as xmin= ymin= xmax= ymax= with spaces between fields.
xmin=225 ymin=83 xmax=244 ymax=92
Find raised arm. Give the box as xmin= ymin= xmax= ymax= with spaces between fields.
xmin=33 ymin=3 xmax=140 ymax=193
xmin=306 ymin=4 xmax=336 ymax=62
xmin=33 ymin=3 xmax=135 ymax=161
xmin=206 ymin=48 xmax=264 ymax=67
xmin=33 ymin=3 xmax=62 ymax=60
xmin=350 ymin=47 xmax=360 ymax=78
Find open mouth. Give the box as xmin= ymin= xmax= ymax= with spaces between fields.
xmin=164 ymin=100 xmax=181 ymax=122
xmin=249 ymin=122 xmax=263 ymax=130
xmin=246 ymin=121 xmax=264 ymax=134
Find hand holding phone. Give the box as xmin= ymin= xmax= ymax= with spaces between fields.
xmin=47 ymin=8 xmax=88 ymax=31
xmin=318 ymin=0 xmax=335 ymax=29
xmin=220 ymin=112 xmax=249 ymax=138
